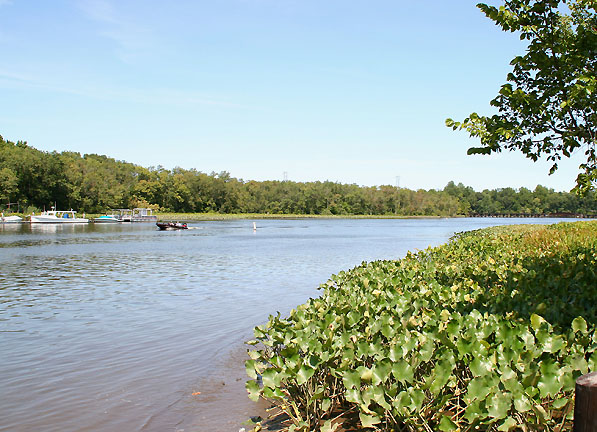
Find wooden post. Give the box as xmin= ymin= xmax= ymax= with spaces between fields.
xmin=574 ymin=372 xmax=597 ymax=431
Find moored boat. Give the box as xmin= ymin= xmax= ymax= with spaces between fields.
xmin=30 ymin=208 xmax=89 ymax=224
xmin=0 ymin=214 xmax=22 ymax=223
xmin=92 ymin=215 xmax=120 ymax=223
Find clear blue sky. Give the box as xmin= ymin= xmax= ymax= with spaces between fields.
xmin=0 ymin=0 xmax=584 ymax=191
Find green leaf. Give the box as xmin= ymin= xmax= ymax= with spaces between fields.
xmin=408 ymin=388 xmax=426 ymax=411
xmin=321 ymin=419 xmax=340 ymax=432
xmin=245 ymin=359 xmax=257 ymax=379
xmin=345 ymin=388 xmax=362 ymax=404
xmin=470 ymin=355 xmax=493 ymax=377
xmin=343 ymin=370 xmax=361 ymax=389
xmin=359 ymin=366 xmax=373 ymax=383
xmin=572 ymin=316 xmax=588 ymax=334
xmin=359 ymin=412 xmax=381 ymax=428
xmin=466 ymin=376 xmax=494 ymax=403
xmin=513 ymin=393 xmax=532 ymax=413
xmin=392 ymin=360 xmax=414 ymax=384
xmin=438 ymin=415 xmax=458 ymax=431
xmin=537 ymin=360 xmax=563 ymax=398
xmin=427 ymin=361 xmax=453 ymax=394
xmin=372 ymin=361 xmax=392 ymax=386
xmin=467 ymin=146 xmax=492 ymax=155
xmin=296 ymin=365 xmax=315 ymax=385
xmin=530 ymin=314 xmax=545 ymax=331
xmin=246 ymin=380 xmax=261 ymax=402
xmin=487 ymin=391 xmax=512 ymax=419
xmin=261 ymin=368 xmax=278 ymax=388
xmin=497 ymin=417 xmax=518 ymax=431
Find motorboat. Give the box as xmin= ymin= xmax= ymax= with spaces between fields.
xmin=93 ymin=215 xmax=120 ymax=223
xmin=30 ymin=208 xmax=89 ymax=224
xmin=156 ymin=222 xmax=188 ymax=230
xmin=1 ymin=214 xmax=22 ymax=223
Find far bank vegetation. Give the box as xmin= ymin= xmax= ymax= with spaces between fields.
xmin=1 ymin=136 xmax=595 ymax=217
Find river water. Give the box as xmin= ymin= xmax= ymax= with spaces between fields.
xmin=0 ymin=218 xmax=576 ymax=431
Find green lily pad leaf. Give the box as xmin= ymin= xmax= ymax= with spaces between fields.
xmin=464 ymin=400 xmax=486 ymax=423
xmin=408 ymin=388 xmax=426 ymax=411
xmin=245 ymin=359 xmax=258 ymax=379
xmin=420 ymin=339 xmax=435 ymax=362
xmin=392 ymin=360 xmax=414 ymax=384
xmin=296 ymin=365 xmax=315 ymax=385
xmin=499 ymin=366 xmax=517 ymax=384
xmin=572 ymin=316 xmax=588 ymax=334
xmin=321 ymin=419 xmax=340 ymax=432
xmin=470 ymin=356 xmax=493 ymax=377
xmin=487 ymin=391 xmax=512 ymax=419
xmin=530 ymin=314 xmax=545 ymax=331
xmin=513 ymin=393 xmax=532 ymax=412
xmin=427 ymin=361 xmax=453 ymax=394
xmin=497 ymin=417 xmax=518 ymax=431
xmin=343 ymin=370 xmax=361 ymax=389
xmin=261 ymin=368 xmax=278 ymax=388
xmin=345 ymin=388 xmax=362 ymax=404
xmin=359 ymin=412 xmax=381 ymax=428
xmin=537 ymin=372 xmax=563 ymax=398
xmin=246 ymin=380 xmax=261 ymax=402
xmin=552 ymin=397 xmax=570 ymax=409
xmin=262 ymin=385 xmax=285 ymax=400
xmin=537 ymin=332 xmax=566 ymax=353
xmin=247 ymin=350 xmax=261 ymax=360
xmin=438 ymin=415 xmax=458 ymax=431
xmin=389 ymin=344 xmax=403 ymax=362
xmin=372 ymin=361 xmax=392 ymax=386
xmin=359 ymin=366 xmax=373 ymax=383
xmin=466 ymin=377 xmax=492 ymax=403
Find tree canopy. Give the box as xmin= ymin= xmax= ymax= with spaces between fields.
xmin=1 ymin=136 xmax=595 ymax=216
xmin=447 ymin=0 xmax=597 ymax=194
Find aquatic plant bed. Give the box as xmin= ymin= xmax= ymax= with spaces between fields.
xmin=246 ymin=221 xmax=597 ymax=431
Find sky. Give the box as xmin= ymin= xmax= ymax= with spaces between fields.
xmin=0 ymin=0 xmax=586 ymax=192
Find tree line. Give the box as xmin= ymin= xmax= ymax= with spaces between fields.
xmin=1 ymin=136 xmax=595 ymax=216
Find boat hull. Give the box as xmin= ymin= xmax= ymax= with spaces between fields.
xmin=1 ymin=216 xmax=22 ymax=223
xmin=30 ymin=216 xmax=89 ymax=223
xmin=30 ymin=208 xmax=89 ymax=224
xmin=156 ymin=222 xmax=188 ymax=230
xmin=93 ymin=217 xmax=120 ymax=223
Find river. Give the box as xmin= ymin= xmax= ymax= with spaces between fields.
xmin=0 ymin=218 xmax=577 ymax=431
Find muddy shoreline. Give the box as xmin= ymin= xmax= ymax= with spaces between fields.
xmin=183 ymin=344 xmax=271 ymax=431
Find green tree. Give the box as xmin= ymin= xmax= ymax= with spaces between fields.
xmin=0 ymin=167 xmax=19 ymax=203
xmin=447 ymin=0 xmax=597 ymax=194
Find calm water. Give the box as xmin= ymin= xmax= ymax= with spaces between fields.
xmin=0 ymin=218 xmax=575 ymax=431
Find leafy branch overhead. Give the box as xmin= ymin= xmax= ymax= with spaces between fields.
xmin=446 ymin=0 xmax=597 ymax=194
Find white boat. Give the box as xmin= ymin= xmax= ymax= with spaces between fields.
xmin=93 ymin=215 xmax=120 ymax=223
xmin=0 ymin=214 xmax=22 ymax=223
xmin=30 ymin=208 xmax=89 ymax=224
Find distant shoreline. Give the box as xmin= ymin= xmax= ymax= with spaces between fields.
xmin=5 ymin=212 xmax=595 ymax=223
xmin=151 ymin=212 xmax=595 ymax=221
xmin=153 ymin=213 xmax=453 ymax=221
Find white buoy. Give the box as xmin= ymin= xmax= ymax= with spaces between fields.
xmin=253 ymin=222 xmax=257 ymax=231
